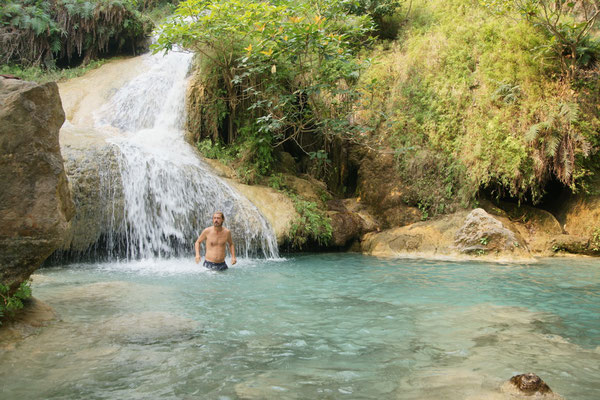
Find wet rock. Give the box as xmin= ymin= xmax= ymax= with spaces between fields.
xmin=500 ymin=373 xmax=563 ymax=399
xmin=230 ymin=180 xmax=298 ymax=246
xmin=59 ymin=143 xmax=125 ymax=254
xmin=454 ymin=209 xmax=528 ymax=255
xmin=0 ymin=77 xmax=74 ymax=290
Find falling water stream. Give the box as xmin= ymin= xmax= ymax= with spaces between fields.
xmin=81 ymin=49 xmax=278 ymax=260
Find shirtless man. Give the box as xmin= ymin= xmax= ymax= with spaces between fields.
xmin=195 ymin=211 xmax=237 ymax=271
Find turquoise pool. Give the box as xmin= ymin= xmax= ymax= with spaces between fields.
xmin=1 ymin=254 xmax=598 ymax=399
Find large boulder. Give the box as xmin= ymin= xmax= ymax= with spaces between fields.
xmin=0 ymin=77 xmax=74 ymax=290
xmin=454 ymin=208 xmax=528 ymax=255
xmin=361 ymin=209 xmax=533 ymax=261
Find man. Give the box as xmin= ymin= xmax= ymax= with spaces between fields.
xmin=195 ymin=211 xmax=237 ymax=271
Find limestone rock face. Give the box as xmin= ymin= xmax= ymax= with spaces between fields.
xmin=479 ymin=199 xmax=564 ymax=255
xmin=454 ymin=208 xmax=528 ymax=255
xmin=230 ymin=180 xmax=297 ymax=246
xmin=356 ymin=150 xmax=422 ymax=228
xmin=0 ymin=77 xmax=74 ymax=290
xmin=327 ymin=198 xmax=379 ymax=248
xmin=361 ymin=210 xmax=533 ymax=261
xmin=58 ymin=143 xmax=124 ymax=254
xmin=549 ymin=234 xmax=591 ymax=254
xmin=559 ymin=194 xmax=600 ymax=235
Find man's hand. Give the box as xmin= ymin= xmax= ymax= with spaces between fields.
xmin=195 ymin=255 xmax=200 ymax=264
xmin=231 ymin=256 xmax=237 ymax=265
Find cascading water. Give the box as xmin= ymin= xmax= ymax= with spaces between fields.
xmin=91 ymin=49 xmax=278 ymax=260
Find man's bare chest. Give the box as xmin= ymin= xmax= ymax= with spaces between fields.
xmin=207 ymin=231 xmax=227 ymax=246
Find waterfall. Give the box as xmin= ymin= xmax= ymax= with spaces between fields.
xmin=91 ymin=50 xmax=278 ymax=260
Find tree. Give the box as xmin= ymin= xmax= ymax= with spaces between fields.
xmin=155 ymin=0 xmax=373 ymax=178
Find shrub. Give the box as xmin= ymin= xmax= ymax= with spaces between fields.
xmin=0 ymin=281 xmax=33 ymax=324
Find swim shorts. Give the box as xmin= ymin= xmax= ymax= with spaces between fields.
xmin=203 ymin=260 xmax=228 ymax=271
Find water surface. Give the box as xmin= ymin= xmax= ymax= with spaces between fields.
xmin=1 ymin=254 xmax=599 ymax=399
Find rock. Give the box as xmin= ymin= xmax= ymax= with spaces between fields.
xmin=361 ymin=210 xmax=533 ymax=261
xmin=356 ymin=149 xmax=422 ymax=228
xmin=557 ymin=194 xmax=600 ymax=238
xmin=500 ymin=373 xmax=563 ymax=399
xmin=230 ymin=180 xmax=298 ymax=246
xmin=549 ymin=234 xmax=591 ymax=255
xmin=480 ymin=199 xmax=564 ymax=255
xmin=454 ymin=208 xmax=528 ymax=255
xmin=0 ymin=77 xmax=74 ymax=291
xmin=0 ymin=298 xmax=57 ymax=349
xmin=327 ymin=198 xmax=379 ymax=247
xmin=58 ymin=143 xmax=125 ymax=254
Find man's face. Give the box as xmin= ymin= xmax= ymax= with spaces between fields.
xmin=212 ymin=214 xmax=223 ymax=227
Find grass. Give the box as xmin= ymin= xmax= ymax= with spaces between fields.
xmin=1 ymin=58 xmax=112 ymax=84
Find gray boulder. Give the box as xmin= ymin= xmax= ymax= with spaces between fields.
xmin=454 ymin=208 xmax=527 ymax=255
xmin=0 ymin=77 xmax=74 ymax=290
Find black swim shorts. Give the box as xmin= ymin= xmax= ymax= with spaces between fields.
xmin=203 ymin=260 xmax=228 ymax=271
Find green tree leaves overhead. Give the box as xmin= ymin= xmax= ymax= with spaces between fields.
xmin=157 ymin=0 xmax=375 ymax=180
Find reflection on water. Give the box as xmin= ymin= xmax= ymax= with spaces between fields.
xmin=1 ymin=254 xmax=599 ymax=399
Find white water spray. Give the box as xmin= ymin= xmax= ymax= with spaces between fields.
xmin=94 ymin=50 xmax=278 ymax=259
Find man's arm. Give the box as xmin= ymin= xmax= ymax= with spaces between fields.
xmin=227 ymin=230 xmax=237 ymax=265
xmin=195 ymin=230 xmax=207 ymax=264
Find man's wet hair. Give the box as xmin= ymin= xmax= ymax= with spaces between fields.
xmin=213 ymin=211 xmax=225 ymax=220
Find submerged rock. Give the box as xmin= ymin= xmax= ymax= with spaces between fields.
xmin=0 ymin=298 xmax=57 ymax=349
xmin=0 ymin=77 xmax=74 ymax=290
xmin=500 ymin=373 xmax=563 ymax=399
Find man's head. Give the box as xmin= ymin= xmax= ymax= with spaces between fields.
xmin=212 ymin=211 xmax=225 ymax=227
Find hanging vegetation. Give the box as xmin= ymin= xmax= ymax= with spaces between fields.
xmin=0 ymin=0 xmax=154 ymax=68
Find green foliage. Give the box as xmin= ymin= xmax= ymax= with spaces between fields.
xmin=266 ymin=173 xmax=332 ymax=249
xmin=288 ymin=194 xmax=333 ymax=249
xmin=196 ymin=138 xmax=235 ymax=162
xmin=0 ymin=58 xmax=109 ymax=82
xmin=479 ymin=0 xmax=600 ymax=79
xmin=356 ymin=0 xmax=600 ymax=205
xmin=0 ymin=0 xmax=154 ymax=67
xmin=480 ymin=236 xmax=489 ymax=245
xmin=0 ymin=281 xmax=32 ymax=324
xmin=590 ymin=227 xmax=600 ymax=252
xmin=157 ymin=0 xmax=377 ymax=182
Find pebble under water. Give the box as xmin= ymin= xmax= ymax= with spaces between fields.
xmin=1 ymin=254 xmax=599 ymax=399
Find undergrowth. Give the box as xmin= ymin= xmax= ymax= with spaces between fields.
xmin=356 ymin=0 xmax=600 ymax=206
xmin=267 ymin=173 xmax=332 ymax=250
xmin=0 ymin=281 xmax=32 ymax=325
